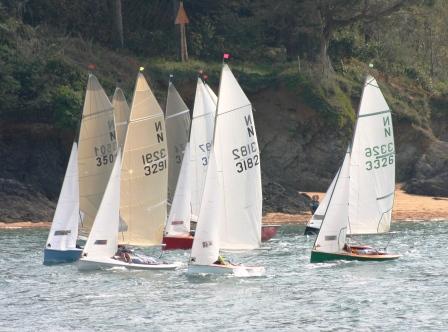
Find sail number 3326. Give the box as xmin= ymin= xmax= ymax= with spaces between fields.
xmin=364 ymin=143 xmax=394 ymax=171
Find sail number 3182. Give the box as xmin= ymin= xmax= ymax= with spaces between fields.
xmin=232 ymin=142 xmax=259 ymax=173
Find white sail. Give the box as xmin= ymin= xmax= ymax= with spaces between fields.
xmin=120 ymin=73 xmax=168 ymax=246
xmin=82 ymin=150 xmax=121 ymax=260
xmin=165 ymin=82 xmax=191 ymax=202
xmin=215 ymin=64 xmax=262 ymax=250
xmin=348 ymin=76 xmax=395 ymax=234
xmin=190 ymin=78 xmax=217 ymax=219
xmin=112 ymin=87 xmax=131 ymax=151
xmin=307 ymin=167 xmax=340 ymax=230
xmin=313 ymin=149 xmax=350 ymax=253
xmin=46 ymin=143 xmax=80 ymax=250
xmin=190 ymin=150 xmax=223 ymax=265
xmin=165 ymin=143 xmax=191 ymax=236
xmin=205 ymin=83 xmax=218 ymax=104
xmin=78 ymin=74 xmax=118 ymax=236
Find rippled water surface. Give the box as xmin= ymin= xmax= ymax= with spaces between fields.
xmin=1 ymin=221 xmax=448 ymax=331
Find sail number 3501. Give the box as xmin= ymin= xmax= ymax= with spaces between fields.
xmin=142 ymin=148 xmax=167 ymax=176
xmin=232 ymin=142 xmax=259 ymax=173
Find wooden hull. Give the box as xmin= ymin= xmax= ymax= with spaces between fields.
xmin=261 ymin=225 xmax=280 ymax=241
xmin=163 ymin=225 xmax=279 ymax=250
xmin=78 ymin=257 xmax=180 ymax=271
xmin=187 ymin=264 xmax=265 ymax=276
xmin=162 ymin=235 xmax=194 ymax=250
xmin=310 ymin=249 xmax=400 ymax=263
xmin=43 ymin=248 xmax=82 ymax=265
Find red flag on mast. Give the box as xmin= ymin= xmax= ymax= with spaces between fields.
xmin=223 ymin=53 xmax=230 ymax=59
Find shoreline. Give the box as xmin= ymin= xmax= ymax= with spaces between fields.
xmin=1 ymin=187 xmax=447 ymax=229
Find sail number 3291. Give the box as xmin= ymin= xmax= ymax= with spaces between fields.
xmin=142 ymin=148 xmax=167 ymax=176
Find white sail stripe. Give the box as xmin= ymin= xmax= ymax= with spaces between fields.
xmin=165 ymin=109 xmax=190 ymax=119
xmin=82 ymin=107 xmax=114 ymax=119
xmin=217 ymin=103 xmax=251 ymax=117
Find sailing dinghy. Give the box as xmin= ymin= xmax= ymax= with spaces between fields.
xmin=305 ymin=75 xmax=396 ymax=237
xmin=43 ymin=143 xmax=83 ymax=264
xmin=78 ymin=150 xmax=179 ymax=271
xmin=163 ymin=78 xmax=216 ymax=250
xmin=310 ymin=75 xmax=400 ymax=262
xmin=187 ymin=62 xmax=265 ymax=275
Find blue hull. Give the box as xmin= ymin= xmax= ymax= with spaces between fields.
xmin=43 ymin=248 xmax=82 ymax=265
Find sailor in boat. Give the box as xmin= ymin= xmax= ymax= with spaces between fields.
xmin=310 ymin=195 xmax=320 ymax=214
xmin=343 ymin=244 xmax=381 ymax=255
xmin=113 ymin=245 xmax=161 ymax=265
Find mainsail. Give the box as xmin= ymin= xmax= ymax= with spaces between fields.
xmin=46 ymin=143 xmax=80 ymax=250
xmin=78 ymin=74 xmax=118 ymax=236
xmin=313 ymin=149 xmax=350 ymax=254
xmin=165 ymin=143 xmax=191 ymax=236
xmin=348 ymin=76 xmax=395 ymax=234
xmin=82 ymin=150 xmax=121 ymax=260
xmin=214 ymin=64 xmax=262 ymax=250
xmin=112 ymin=87 xmax=131 ymax=151
xmin=165 ymin=82 xmax=191 ymax=202
xmin=120 ymin=73 xmax=168 ymax=246
xmin=189 ymin=79 xmax=218 ymax=219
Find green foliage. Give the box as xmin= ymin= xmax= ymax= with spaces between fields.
xmin=51 ymin=85 xmax=83 ymax=128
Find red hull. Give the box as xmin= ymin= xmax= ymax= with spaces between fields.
xmin=163 ymin=225 xmax=280 ymax=250
xmin=162 ymin=235 xmax=194 ymax=250
xmin=261 ymin=225 xmax=280 ymax=242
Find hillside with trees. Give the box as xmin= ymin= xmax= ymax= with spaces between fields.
xmin=0 ymin=0 xmax=447 ymax=221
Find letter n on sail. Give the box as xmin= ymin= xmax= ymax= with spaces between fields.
xmin=383 ymin=116 xmax=391 ymax=137
xmin=155 ymin=121 xmax=164 ymax=143
xmin=245 ymin=115 xmax=254 ymax=137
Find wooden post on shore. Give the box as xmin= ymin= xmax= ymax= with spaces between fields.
xmin=175 ymin=1 xmax=189 ymax=62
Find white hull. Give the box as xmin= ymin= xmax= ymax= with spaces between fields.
xmin=187 ymin=264 xmax=265 ymax=277
xmin=78 ymin=257 xmax=180 ymax=271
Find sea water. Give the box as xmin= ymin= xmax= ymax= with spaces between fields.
xmin=1 ymin=221 xmax=447 ymax=331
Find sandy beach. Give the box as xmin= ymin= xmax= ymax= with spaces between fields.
xmin=1 ymin=186 xmax=447 ymax=229
xmin=263 ymin=185 xmax=448 ymax=225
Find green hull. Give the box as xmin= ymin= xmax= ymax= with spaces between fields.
xmin=310 ymin=250 xmax=400 ymax=263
